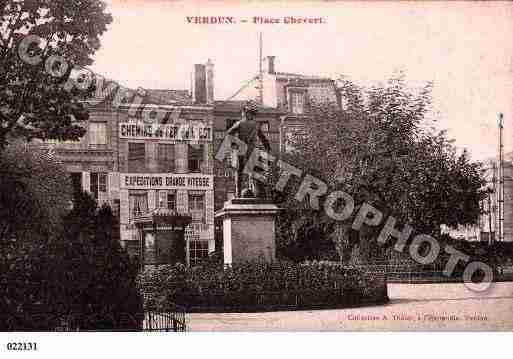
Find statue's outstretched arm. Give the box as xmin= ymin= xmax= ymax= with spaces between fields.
xmin=226 ymin=120 xmax=241 ymax=135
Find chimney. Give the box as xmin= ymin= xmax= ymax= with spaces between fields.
xmin=193 ymin=63 xmax=206 ymax=104
xmin=205 ymin=58 xmax=214 ymax=104
xmin=193 ymin=59 xmax=215 ymax=104
xmin=264 ymin=56 xmax=275 ymax=74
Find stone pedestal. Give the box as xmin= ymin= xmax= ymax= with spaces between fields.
xmin=215 ymin=198 xmax=279 ymax=265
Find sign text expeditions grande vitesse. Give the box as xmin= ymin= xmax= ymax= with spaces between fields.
xmin=121 ymin=174 xmax=213 ymax=190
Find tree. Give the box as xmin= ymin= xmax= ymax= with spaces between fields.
xmin=60 ymin=192 xmax=143 ymax=330
xmin=273 ymin=75 xmax=486 ymax=263
xmin=0 ymin=143 xmax=142 ymax=330
xmin=0 ymin=140 xmax=72 ymax=241
xmin=0 ymin=0 xmax=112 ymax=149
xmin=0 ymin=141 xmax=73 ymax=330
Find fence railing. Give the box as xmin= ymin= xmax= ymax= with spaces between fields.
xmin=4 ymin=308 xmax=188 ymax=332
xmin=144 ymin=307 xmax=187 ymax=332
xmin=352 ymin=263 xmax=513 ymax=283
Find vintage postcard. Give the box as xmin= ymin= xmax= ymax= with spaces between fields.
xmin=1 ymin=0 xmax=513 ymax=346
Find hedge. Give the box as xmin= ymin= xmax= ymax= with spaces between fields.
xmin=137 ymin=261 xmax=388 ymax=312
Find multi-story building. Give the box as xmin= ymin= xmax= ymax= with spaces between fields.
xmin=209 ymin=55 xmax=342 ymax=244
xmin=212 ymin=100 xmax=283 ymax=210
xmin=34 ymin=61 xmax=218 ymax=265
xmin=440 ymin=153 xmax=513 ymax=243
xmin=232 ymin=55 xmax=340 ymax=152
xmin=477 ymin=154 xmax=513 ymax=243
xmin=33 ymin=86 xmax=120 ymax=214
xmin=30 ymin=56 xmax=350 ymax=264
xmin=116 ymin=102 xmax=215 ymax=264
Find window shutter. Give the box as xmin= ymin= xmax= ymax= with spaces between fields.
xmin=90 ymin=172 xmax=98 ymax=198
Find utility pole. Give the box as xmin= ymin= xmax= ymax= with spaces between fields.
xmin=492 ymin=162 xmax=498 ymax=243
xmin=498 ymin=113 xmax=504 ymax=242
xmin=488 ymin=189 xmax=494 ymax=245
xmin=257 ymin=32 xmax=263 ymax=105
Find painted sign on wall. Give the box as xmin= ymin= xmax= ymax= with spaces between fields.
xmin=119 ymin=122 xmax=212 ymax=141
xmin=120 ymin=173 xmax=213 ymax=190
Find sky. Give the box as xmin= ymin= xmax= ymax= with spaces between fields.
xmin=90 ymin=0 xmax=513 ymax=161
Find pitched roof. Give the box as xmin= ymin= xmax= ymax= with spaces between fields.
xmin=275 ymin=71 xmax=333 ymax=82
xmin=144 ymin=89 xmax=192 ymax=105
xmin=85 ymin=71 xmax=194 ymax=108
xmin=214 ymin=100 xmax=284 ymax=115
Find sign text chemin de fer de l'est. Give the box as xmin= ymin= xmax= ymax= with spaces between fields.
xmin=119 ymin=122 xmax=212 ymax=141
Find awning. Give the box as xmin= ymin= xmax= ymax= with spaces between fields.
xmin=133 ymin=208 xmax=192 ymax=228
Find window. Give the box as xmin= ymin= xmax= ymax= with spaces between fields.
xmin=188 ymin=144 xmax=203 ymax=173
xmin=189 ymin=240 xmax=209 ymax=265
xmin=214 ymin=131 xmax=227 ymax=140
xmin=157 ymin=144 xmax=175 ymax=172
xmin=290 ymin=92 xmax=305 ymax=114
xmin=90 ymin=172 xmax=107 ymax=199
xmin=223 ymin=151 xmax=233 ymax=175
xmin=112 ymin=199 xmax=120 ymax=218
xmin=89 ymin=122 xmax=107 ymax=146
xmin=284 ymin=125 xmax=306 ymax=152
xmin=226 ymin=118 xmax=237 ymax=130
xmin=167 ymin=192 xmax=176 ymax=211
xmin=155 ymin=190 xmax=176 ymax=211
xmin=157 ymin=190 xmax=166 ymax=208
xmin=215 ymin=164 xmax=231 ymax=177
xmin=188 ymin=192 xmax=205 ymax=222
xmin=129 ymin=192 xmax=148 ymax=219
xmin=128 ymin=142 xmax=146 ymax=172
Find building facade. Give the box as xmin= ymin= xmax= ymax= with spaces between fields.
xmin=35 ymin=61 xmax=219 ymax=265
xmin=116 ymin=103 xmax=215 ymax=264
xmin=29 ymin=56 xmax=373 ymax=265
xmin=441 ymin=154 xmax=513 ymax=243
xmin=478 ymin=155 xmax=513 ymax=243
xmin=212 ymin=100 xmax=283 ymax=210
xmin=232 ymin=55 xmax=340 ymax=152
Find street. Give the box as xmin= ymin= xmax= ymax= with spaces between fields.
xmin=187 ymin=282 xmax=513 ymax=331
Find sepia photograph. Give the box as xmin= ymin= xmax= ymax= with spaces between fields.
xmin=1 ymin=0 xmax=513 ymax=355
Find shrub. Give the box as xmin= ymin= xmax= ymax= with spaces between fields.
xmin=137 ymin=261 xmax=387 ymax=312
xmin=60 ymin=194 xmax=144 ymax=330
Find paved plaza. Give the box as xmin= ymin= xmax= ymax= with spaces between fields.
xmin=188 ymin=282 xmax=513 ymax=331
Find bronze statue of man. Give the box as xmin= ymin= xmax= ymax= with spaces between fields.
xmin=226 ymin=101 xmax=271 ymax=198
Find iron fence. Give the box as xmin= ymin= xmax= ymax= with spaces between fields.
xmin=144 ymin=307 xmax=187 ymax=332
xmin=2 ymin=308 xmax=188 ymax=332
xmin=351 ymin=263 xmax=513 ymax=283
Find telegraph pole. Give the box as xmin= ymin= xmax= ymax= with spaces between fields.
xmin=498 ymin=113 xmax=504 ymax=242
xmin=492 ymin=162 xmax=498 ymax=243
xmin=488 ymin=191 xmax=493 ymax=245
xmin=257 ymin=32 xmax=263 ymax=105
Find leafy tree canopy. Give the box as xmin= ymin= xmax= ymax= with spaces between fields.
xmin=0 ymin=0 xmax=112 ymax=148
xmin=273 ymin=74 xmax=486 ymax=262
xmin=0 ymin=141 xmax=73 ymax=330
xmin=59 ymin=194 xmax=143 ymax=330
xmin=0 ymin=140 xmax=72 ymax=240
